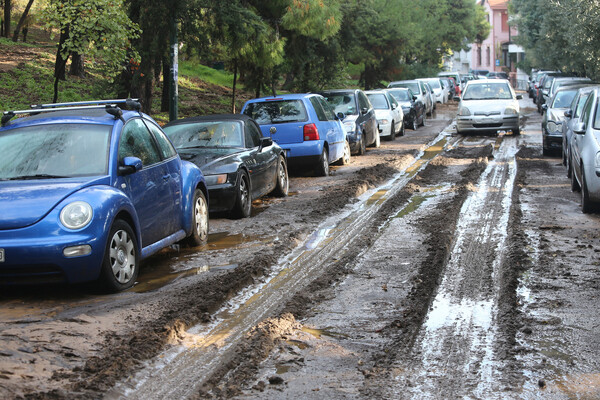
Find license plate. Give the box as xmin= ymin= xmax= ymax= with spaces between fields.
xmin=0 ymin=249 xmax=4 ymax=262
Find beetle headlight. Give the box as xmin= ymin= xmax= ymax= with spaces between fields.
xmin=504 ymin=107 xmax=518 ymax=116
xmin=458 ymin=107 xmax=471 ymax=116
xmin=60 ymin=201 xmax=93 ymax=230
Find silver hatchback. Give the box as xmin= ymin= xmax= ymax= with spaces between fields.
xmin=456 ymin=79 xmax=521 ymax=135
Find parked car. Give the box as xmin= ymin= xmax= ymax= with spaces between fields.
xmin=439 ymin=77 xmax=456 ymax=100
xmin=456 ymin=79 xmax=521 ymax=135
xmin=562 ymin=86 xmax=596 ymax=174
xmin=438 ymin=71 xmax=462 ymax=91
xmin=544 ymin=77 xmax=592 ymax=107
xmin=0 ymin=99 xmax=208 ymax=291
xmin=365 ymin=90 xmax=404 ymax=140
xmin=423 ymin=82 xmax=436 ymax=114
xmin=541 ymin=86 xmax=582 ymax=155
xmin=388 ymin=80 xmax=433 ymax=115
xmin=163 ymin=114 xmax=288 ymax=218
xmin=419 ymin=78 xmax=448 ymax=104
xmin=242 ymin=93 xmax=349 ymax=177
xmin=536 ymin=72 xmax=567 ymax=113
xmin=319 ymin=89 xmax=379 ymax=155
xmin=569 ymin=87 xmax=600 ymax=212
xmin=387 ymin=87 xmax=425 ymax=130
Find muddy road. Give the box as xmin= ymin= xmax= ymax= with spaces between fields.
xmin=2 ymin=99 xmax=600 ymax=399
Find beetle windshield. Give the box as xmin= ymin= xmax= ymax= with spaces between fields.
xmin=164 ymin=121 xmax=244 ymax=148
xmin=0 ymin=123 xmax=111 ymax=180
xmin=243 ymin=100 xmax=308 ymax=124
xmin=322 ymin=94 xmax=358 ymax=115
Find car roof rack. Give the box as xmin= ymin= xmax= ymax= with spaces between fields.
xmin=1 ymin=98 xmax=141 ymax=127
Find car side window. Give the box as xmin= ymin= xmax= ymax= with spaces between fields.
xmin=387 ymin=93 xmax=398 ymax=108
xmin=581 ymin=94 xmax=595 ymax=125
xmin=144 ymin=120 xmax=177 ymax=160
xmin=119 ymin=119 xmax=162 ymax=166
xmin=245 ymin=121 xmax=262 ymax=148
xmin=309 ymin=97 xmax=329 ymax=121
xmin=358 ymin=92 xmax=371 ymax=111
xmin=575 ymin=93 xmax=591 ymax=118
xmin=318 ymin=97 xmax=336 ymax=121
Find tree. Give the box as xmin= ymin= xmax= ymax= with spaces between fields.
xmin=3 ymin=0 xmax=11 ymax=38
xmin=12 ymin=0 xmax=34 ymax=42
xmin=42 ymin=0 xmax=140 ymax=103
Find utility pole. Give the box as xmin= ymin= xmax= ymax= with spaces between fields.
xmin=169 ymin=12 xmax=178 ymax=121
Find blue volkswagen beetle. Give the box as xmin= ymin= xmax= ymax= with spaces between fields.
xmin=0 ymin=100 xmax=209 ymax=292
xmin=241 ymin=93 xmax=349 ymax=176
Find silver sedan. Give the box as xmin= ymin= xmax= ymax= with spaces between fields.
xmin=456 ymin=79 xmax=522 ymax=135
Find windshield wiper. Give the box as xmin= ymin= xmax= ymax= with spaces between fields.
xmin=4 ymin=174 xmax=69 ymax=181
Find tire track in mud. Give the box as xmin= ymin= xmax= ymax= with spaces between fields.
xmin=383 ymin=137 xmax=521 ymax=399
xmin=105 ymin=131 xmax=459 ymax=400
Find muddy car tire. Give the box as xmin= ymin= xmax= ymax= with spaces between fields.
xmin=581 ymin=169 xmax=596 ymax=213
xmin=357 ymin=134 xmax=366 ymax=156
xmin=184 ymin=189 xmax=209 ymax=246
xmin=388 ymin=123 xmax=396 ymax=141
xmin=232 ymin=171 xmax=252 ymax=218
xmin=99 ymin=220 xmax=139 ymax=292
xmin=316 ymin=147 xmax=329 ymax=177
xmin=336 ymin=141 xmax=351 ymax=166
xmin=400 ymin=121 xmax=405 ymax=136
xmin=273 ymin=155 xmax=289 ymax=197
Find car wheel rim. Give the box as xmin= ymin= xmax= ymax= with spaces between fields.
xmin=109 ymin=229 xmax=135 ymax=284
xmin=240 ymin=177 xmax=249 ymax=209
xmin=278 ymin=160 xmax=288 ymax=189
xmin=193 ymin=194 xmax=208 ymax=239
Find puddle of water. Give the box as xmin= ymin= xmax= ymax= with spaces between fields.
xmin=132 ymin=263 xmax=239 ymax=293
xmin=286 ymin=339 xmax=309 ymax=350
xmin=366 ymin=189 xmax=389 ymax=206
xmin=301 ymin=326 xmax=350 ymax=339
xmin=304 ymin=226 xmax=335 ymax=249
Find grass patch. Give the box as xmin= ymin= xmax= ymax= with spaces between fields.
xmin=179 ymin=61 xmax=242 ymax=89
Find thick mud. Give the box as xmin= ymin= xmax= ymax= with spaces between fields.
xmin=4 ymin=100 xmax=600 ymax=399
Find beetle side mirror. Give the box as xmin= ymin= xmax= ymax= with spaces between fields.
xmin=564 ymin=109 xmax=573 ymax=119
xmin=118 ymin=156 xmax=143 ymax=175
xmin=573 ymin=122 xmax=586 ymax=134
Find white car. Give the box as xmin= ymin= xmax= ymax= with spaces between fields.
xmin=365 ymin=90 xmax=404 ymax=140
xmin=456 ymin=79 xmax=521 ymax=135
xmin=388 ymin=80 xmax=433 ymax=116
xmin=418 ymin=78 xmax=447 ymax=104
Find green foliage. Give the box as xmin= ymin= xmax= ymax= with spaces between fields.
xmin=511 ymin=0 xmax=600 ymax=79
xmin=179 ymin=61 xmax=240 ymax=88
xmin=41 ymin=0 xmax=140 ymax=78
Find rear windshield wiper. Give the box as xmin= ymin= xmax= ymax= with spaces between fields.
xmin=3 ymin=174 xmax=69 ymax=181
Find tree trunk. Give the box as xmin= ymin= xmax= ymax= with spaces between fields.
xmin=69 ymin=52 xmax=85 ymax=77
xmin=53 ymin=25 xmax=70 ymax=102
xmin=231 ymin=58 xmax=237 ymax=113
xmin=161 ymin=56 xmax=169 ymax=112
xmin=12 ymin=0 xmax=33 ymax=42
xmin=3 ymin=0 xmax=11 ymax=38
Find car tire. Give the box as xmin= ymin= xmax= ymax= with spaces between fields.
xmin=99 ymin=220 xmax=139 ymax=292
xmin=388 ymin=122 xmax=396 ymax=141
xmin=335 ymin=140 xmax=351 ymax=166
xmin=567 ymin=151 xmax=572 ymax=178
xmin=232 ymin=170 xmax=252 ymax=218
xmin=571 ymin=159 xmax=581 ymax=192
xmin=412 ymin=115 xmax=418 ymax=131
xmin=316 ymin=147 xmax=329 ymax=176
xmin=184 ymin=188 xmax=209 ymax=246
xmin=419 ymin=113 xmax=425 ymax=127
xmin=273 ymin=155 xmax=289 ymax=196
xmin=373 ymin=131 xmax=381 ymax=148
xmin=581 ymin=169 xmax=596 ymax=213
xmin=357 ymin=133 xmax=366 ymax=156
xmin=400 ymin=121 xmax=405 ymax=136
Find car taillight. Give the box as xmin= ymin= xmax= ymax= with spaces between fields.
xmin=304 ymin=123 xmax=320 ymax=141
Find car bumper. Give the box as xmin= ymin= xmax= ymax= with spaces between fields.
xmin=456 ymin=116 xmax=519 ymax=133
xmin=378 ymin=122 xmax=392 ymax=137
xmin=543 ymin=132 xmax=562 ymax=149
xmin=0 ymin=227 xmax=106 ymax=285
xmin=207 ymin=183 xmax=237 ymax=213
